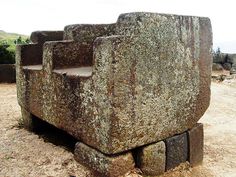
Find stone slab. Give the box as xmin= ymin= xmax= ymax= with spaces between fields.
xmin=188 ymin=123 xmax=204 ymax=166
xmin=165 ymin=132 xmax=188 ymax=170
xmin=135 ymin=141 xmax=166 ymax=176
xmin=74 ymin=142 xmax=135 ymax=177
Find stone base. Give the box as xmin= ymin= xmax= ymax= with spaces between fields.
xmin=165 ymin=132 xmax=188 ymax=170
xmin=188 ymin=123 xmax=204 ymax=166
xmin=21 ymin=111 xmax=203 ymax=177
xmin=135 ymin=141 xmax=166 ymax=176
xmin=74 ymin=143 xmax=135 ymax=177
xmin=135 ymin=123 xmax=203 ymax=176
xmin=74 ymin=123 xmax=203 ymax=177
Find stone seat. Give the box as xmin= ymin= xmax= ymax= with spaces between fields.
xmin=53 ymin=66 xmax=92 ymax=77
xmin=22 ymin=65 xmax=43 ymax=70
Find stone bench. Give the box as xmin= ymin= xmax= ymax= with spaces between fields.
xmin=16 ymin=12 xmax=212 ymax=177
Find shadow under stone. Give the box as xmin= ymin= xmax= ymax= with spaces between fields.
xmin=30 ymin=114 xmax=77 ymax=153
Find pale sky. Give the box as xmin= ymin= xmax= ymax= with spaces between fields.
xmin=1 ymin=0 xmax=236 ymax=53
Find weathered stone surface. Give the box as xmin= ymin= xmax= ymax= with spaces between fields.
xmin=222 ymin=62 xmax=232 ymax=70
xmin=30 ymin=31 xmax=63 ymax=44
xmin=212 ymin=63 xmax=223 ymax=71
xmin=21 ymin=107 xmax=45 ymax=131
xmin=16 ymin=12 xmax=212 ymax=154
xmin=21 ymin=107 xmax=34 ymax=130
xmin=0 ymin=64 xmax=16 ymax=83
xmin=213 ymin=53 xmax=236 ymax=74
xmin=135 ymin=141 xmax=166 ymax=176
xmin=16 ymin=44 xmax=42 ymax=66
xmin=165 ymin=132 xmax=188 ymax=170
xmin=74 ymin=142 xmax=135 ymax=177
xmin=64 ymin=24 xmax=115 ymax=43
xmin=188 ymin=123 xmax=204 ymax=166
xmin=230 ymin=63 xmax=236 ymax=74
xmin=213 ymin=53 xmax=226 ymax=63
xmin=85 ymin=13 xmax=212 ymax=154
xmin=225 ymin=54 xmax=236 ymax=65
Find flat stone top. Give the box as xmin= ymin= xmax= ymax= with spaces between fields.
xmin=53 ymin=66 xmax=92 ymax=77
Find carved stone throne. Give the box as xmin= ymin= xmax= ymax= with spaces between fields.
xmin=16 ymin=12 xmax=212 ymax=177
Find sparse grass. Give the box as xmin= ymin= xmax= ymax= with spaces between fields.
xmin=17 ymin=116 xmax=24 ymax=129
xmin=0 ymin=30 xmax=29 ymax=52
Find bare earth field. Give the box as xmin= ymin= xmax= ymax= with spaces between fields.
xmin=0 ymin=81 xmax=235 ymax=177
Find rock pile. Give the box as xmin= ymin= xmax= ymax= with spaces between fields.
xmin=213 ymin=52 xmax=236 ymax=74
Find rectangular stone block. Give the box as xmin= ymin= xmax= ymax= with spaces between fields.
xmin=74 ymin=143 xmax=135 ymax=177
xmin=165 ymin=132 xmax=188 ymax=170
xmin=135 ymin=141 xmax=166 ymax=176
xmin=188 ymin=123 xmax=204 ymax=166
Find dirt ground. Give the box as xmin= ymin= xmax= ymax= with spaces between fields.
xmin=0 ymin=79 xmax=235 ymax=177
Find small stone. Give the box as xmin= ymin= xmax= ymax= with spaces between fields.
xmin=135 ymin=141 xmax=165 ymax=176
xmin=212 ymin=63 xmax=223 ymax=71
xmin=222 ymin=62 xmax=232 ymax=70
xmin=165 ymin=132 xmax=188 ymax=170
xmin=230 ymin=64 xmax=236 ymax=74
xmin=188 ymin=123 xmax=204 ymax=166
xmin=74 ymin=142 xmax=135 ymax=177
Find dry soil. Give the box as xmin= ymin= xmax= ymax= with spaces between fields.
xmin=0 ymin=80 xmax=235 ymax=177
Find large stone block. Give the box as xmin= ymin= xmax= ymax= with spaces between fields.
xmin=135 ymin=141 xmax=166 ymax=176
xmin=16 ymin=12 xmax=212 ymax=155
xmin=188 ymin=123 xmax=204 ymax=166
xmin=74 ymin=142 xmax=135 ymax=177
xmin=165 ymin=132 xmax=188 ymax=170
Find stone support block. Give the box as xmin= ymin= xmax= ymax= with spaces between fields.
xmin=74 ymin=142 xmax=135 ymax=177
xmin=165 ymin=132 xmax=188 ymax=170
xmin=188 ymin=123 xmax=204 ymax=166
xmin=135 ymin=141 xmax=166 ymax=176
